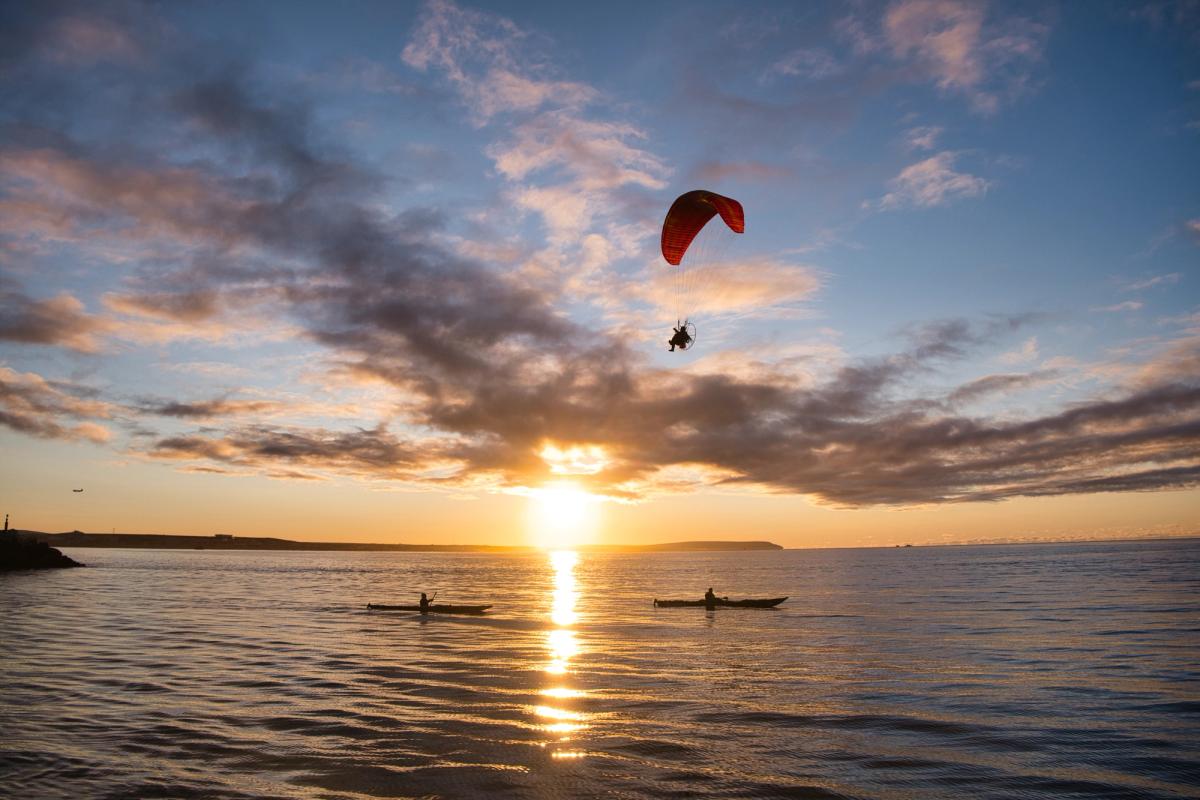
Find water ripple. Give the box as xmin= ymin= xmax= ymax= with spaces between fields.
xmin=2 ymin=540 xmax=1198 ymax=799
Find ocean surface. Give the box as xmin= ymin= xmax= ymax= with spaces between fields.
xmin=2 ymin=540 xmax=1198 ymax=799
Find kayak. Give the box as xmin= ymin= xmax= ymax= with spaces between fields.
xmin=367 ymin=603 xmax=492 ymax=615
xmin=653 ymin=597 xmax=787 ymax=608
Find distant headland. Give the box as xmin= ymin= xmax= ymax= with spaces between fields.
xmin=20 ymin=531 xmax=782 ymax=553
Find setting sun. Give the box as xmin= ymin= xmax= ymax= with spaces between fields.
xmin=527 ymin=483 xmax=601 ymax=549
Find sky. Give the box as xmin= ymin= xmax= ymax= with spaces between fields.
xmin=1 ymin=0 xmax=1198 ymax=548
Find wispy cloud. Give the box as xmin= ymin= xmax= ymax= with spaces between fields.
xmin=763 ymin=47 xmax=841 ymax=82
xmin=1123 ymin=272 xmax=1183 ymax=291
xmin=42 ymin=13 xmax=144 ymax=65
xmin=104 ymin=290 xmax=221 ymax=323
xmin=1187 ymin=218 xmax=1200 ymax=244
xmin=402 ymin=0 xmax=596 ymax=124
xmin=904 ymin=125 xmax=943 ymax=151
xmin=874 ymin=151 xmax=989 ymax=210
xmin=1093 ymin=301 xmax=1144 ymax=313
xmin=946 ymin=369 xmax=1059 ymax=406
xmin=150 ymin=424 xmax=427 ymax=482
xmin=136 ymin=397 xmax=284 ymax=420
xmin=488 ymin=114 xmax=667 ymax=191
xmin=883 ymin=0 xmax=1049 ymax=113
xmin=638 ymin=257 xmax=822 ymax=318
xmin=688 ymin=160 xmax=795 ymax=183
xmin=1130 ymin=333 xmax=1200 ymax=388
xmin=998 ymin=335 xmax=1038 ymax=364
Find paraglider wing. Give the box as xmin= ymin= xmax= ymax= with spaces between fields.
xmin=660 ymin=190 xmax=745 ymax=266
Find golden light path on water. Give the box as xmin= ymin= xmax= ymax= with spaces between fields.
xmin=537 ymin=549 xmax=587 ymax=758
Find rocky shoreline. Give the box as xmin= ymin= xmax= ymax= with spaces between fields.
xmin=1 ymin=531 xmax=84 ymax=571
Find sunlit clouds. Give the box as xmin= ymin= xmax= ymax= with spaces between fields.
xmin=643 ymin=257 xmax=822 ymax=318
xmin=0 ymin=366 xmax=115 ymax=443
xmin=1 ymin=0 xmax=1197 ymax=543
xmin=540 ymin=443 xmax=610 ymax=476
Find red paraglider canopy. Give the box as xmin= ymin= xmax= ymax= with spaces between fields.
xmin=660 ymin=190 xmax=744 ymax=266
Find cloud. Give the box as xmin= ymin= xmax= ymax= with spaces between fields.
xmin=1130 ymin=334 xmax=1200 ymax=388
xmin=946 ymin=369 xmax=1058 ymax=405
xmin=136 ymin=397 xmax=283 ymax=419
xmin=511 ymin=185 xmax=593 ymax=242
xmin=1187 ymin=218 xmax=1200 ymax=244
xmin=688 ymin=160 xmax=795 ymax=183
xmin=103 ymin=290 xmax=221 ymax=323
xmin=835 ymin=13 xmax=883 ymax=55
xmin=0 ymin=366 xmax=113 ymax=443
xmin=43 ymin=13 xmax=142 ymax=65
xmin=0 ymin=144 xmax=257 ymax=251
xmin=1131 ymin=1 xmax=1200 ymax=41
xmin=157 ymin=361 xmax=250 ymax=378
xmin=473 ymin=71 xmax=597 ymax=122
xmin=1123 ymin=272 xmax=1183 ymax=291
xmin=402 ymin=0 xmax=595 ymax=123
xmin=904 ymin=125 xmax=943 ymax=151
xmin=313 ymin=58 xmax=426 ymax=97
xmin=763 ymin=47 xmax=841 ymax=81
xmin=639 ymin=257 xmax=822 ymax=318
xmin=875 ymin=151 xmax=989 ymax=210
xmin=0 ymin=289 xmax=110 ymax=352
xmin=0 ymin=284 xmax=287 ymax=352
xmin=489 ymin=113 xmax=667 ymax=191
xmin=998 ymin=335 xmax=1038 ymax=364
xmin=883 ymin=0 xmax=1049 ymax=113
xmin=886 ymin=0 xmax=988 ymax=88
xmin=150 ymin=424 xmax=430 ymax=482
xmin=1093 ymin=301 xmax=1144 ymax=313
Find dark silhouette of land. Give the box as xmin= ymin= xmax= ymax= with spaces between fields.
xmin=20 ymin=531 xmax=782 ymax=553
xmin=1 ymin=531 xmax=84 ymax=570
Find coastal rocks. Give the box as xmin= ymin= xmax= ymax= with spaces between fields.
xmin=0 ymin=531 xmax=84 ymax=571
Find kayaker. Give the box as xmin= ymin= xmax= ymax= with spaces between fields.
xmin=419 ymin=592 xmax=430 ymax=613
xmin=704 ymin=587 xmax=717 ymax=609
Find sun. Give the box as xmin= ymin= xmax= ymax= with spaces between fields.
xmin=527 ymin=481 xmax=601 ymax=548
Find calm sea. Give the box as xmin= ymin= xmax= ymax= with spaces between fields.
xmin=2 ymin=540 xmax=1198 ymax=799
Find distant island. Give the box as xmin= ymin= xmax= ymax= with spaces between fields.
xmin=21 ymin=531 xmax=781 ymax=553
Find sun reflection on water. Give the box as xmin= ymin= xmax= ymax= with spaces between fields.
xmin=540 ymin=550 xmax=589 ymax=755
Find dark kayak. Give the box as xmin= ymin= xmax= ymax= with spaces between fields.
xmin=367 ymin=603 xmax=492 ymax=615
xmin=653 ymin=597 xmax=787 ymax=608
